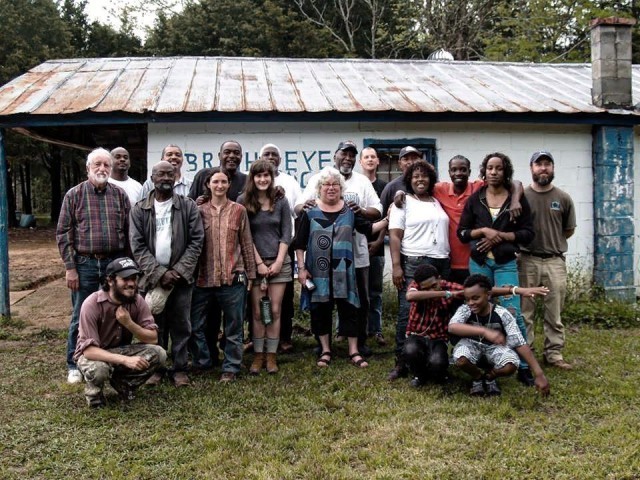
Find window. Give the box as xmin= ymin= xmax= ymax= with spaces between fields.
xmin=363 ymin=138 xmax=437 ymax=183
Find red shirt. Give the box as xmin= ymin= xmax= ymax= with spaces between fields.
xmin=433 ymin=180 xmax=483 ymax=269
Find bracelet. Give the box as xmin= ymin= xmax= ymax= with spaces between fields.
xmin=511 ymin=286 xmax=518 ymax=296
xmin=298 ymin=265 xmax=306 ymax=270
xmin=444 ymin=291 xmax=452 ymax=299
xmin=257 ymin=262 xmax=264 ymax=266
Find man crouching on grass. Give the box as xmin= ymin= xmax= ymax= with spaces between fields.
xmin=74 ymin=258 xmax=167 ymax=408
xmin=449 ymin=274 xmax=550 ymax=397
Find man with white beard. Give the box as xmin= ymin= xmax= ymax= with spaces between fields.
xmin=57 ymin=148 xmax=131 ymax=384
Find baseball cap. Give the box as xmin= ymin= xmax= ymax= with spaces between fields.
xmin=399 ymin=146 xmax=421 ymax=160
xmin=530 ymin=151 xmax=554 ymax=165
xmin=106 ymin=257 xmax=141 ymax=278
xmin=336 ymin=140 xmax=358 ymax=153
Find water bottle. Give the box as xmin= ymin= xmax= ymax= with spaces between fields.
xmin=260 ymin=296 xmax=273 ymax=325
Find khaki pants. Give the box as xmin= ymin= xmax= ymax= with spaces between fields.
xmin=77 ymin=344 xmax=166 ymax=406
xmin=518 ymin=255 xmax=567 ymax=362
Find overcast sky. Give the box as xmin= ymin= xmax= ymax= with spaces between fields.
xmin=84 ymin=0 xmax=167 ymax=39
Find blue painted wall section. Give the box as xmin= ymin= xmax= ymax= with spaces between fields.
xmin=593 ymin=125 xmax=635 ymax=300
xmin=0 ymin=128 xmax=10 ymax=316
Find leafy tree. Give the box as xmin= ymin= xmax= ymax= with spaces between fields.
xmin=144 ymin=0 xmax=342 ymax=57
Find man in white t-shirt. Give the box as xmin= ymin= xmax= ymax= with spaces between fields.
xmin=129 ymin=161 xmax=204 ymax=388
xmin=260 ymin=143 xmax=302 ymax=353
xmin=296 ymin=140 xmax=382 ymax=354
xmin=108 ymin=147 xmax=143 ymax=205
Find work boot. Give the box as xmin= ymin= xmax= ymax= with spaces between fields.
xmin=388 ymin=361 xmax=409 ymax=381
xmin=249 ymin=352 xmax=265 ymax=375
xmin=266 ymin=353 xmax=279 ymax=374
xmin=173 ymin=372 xmax=190 ymax=387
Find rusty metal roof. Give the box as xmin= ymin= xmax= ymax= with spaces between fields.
xmin=1 ymin=56 xmax=639 ymax=121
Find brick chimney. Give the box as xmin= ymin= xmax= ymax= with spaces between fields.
xmin=590 ymin=17 xmax=636 ymax=108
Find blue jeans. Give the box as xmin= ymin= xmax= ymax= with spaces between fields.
xmin=367 ymin=256 xmax=385 ymax=336
xmin=189 ymin=283 xmax=247 ymax=374
xmin=469 ymin=257 xmax=528 ymax=369
xmin=67 ymin=256 xmax=112 ymax=370
xmin=395 ymin=255 xmax=450 ymax=356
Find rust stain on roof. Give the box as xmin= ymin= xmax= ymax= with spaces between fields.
xmin=1 ymin=56 xmax=639 ymax=120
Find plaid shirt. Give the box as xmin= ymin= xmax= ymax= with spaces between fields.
xmin=56 ymin=181 xmax=130 ymax=270
xmin=197 ymin=200 xmax=256 ymax=287
xmin=406 ymin=279 xmax=462 ymax=340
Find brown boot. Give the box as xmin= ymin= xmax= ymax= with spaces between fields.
xmin=266 ymin=353 xmax=279 ymax=374
xmin=250 ymin=352 xmax=265 ymax=375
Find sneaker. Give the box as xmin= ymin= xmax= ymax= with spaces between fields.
xmin=145 ymin=372 xmax=163 ymax=386
xmin=374 ymin=333 xmax=387 ymax=347
xmin=409 ymin=376 xmax=425 ymax=388
xmin=544 ymin=357 xmax=573 ymax=370
xmin=67 ymin=369 xmax=83 ymax=384
xmin=173 ymin=372 xmax=190 ymax=388
xmin=484 ymin=379 xmax=501 ymax=396
xmin=219 ymin=372 xmax=237 ymax=383
xmin=87 ymin=393 xmax=106 ymax=409
xmin=470 ymin=379 xmax=486 ymax=396
xmin=387 ymin=364 xmax=409 ymax=381
xmin=517 ymin=368 xmax=535 ymax=387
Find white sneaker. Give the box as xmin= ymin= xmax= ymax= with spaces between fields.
xmin=67 ymin=370 xmax=83 ymax=384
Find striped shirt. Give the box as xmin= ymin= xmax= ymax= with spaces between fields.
xmin=197 ymin=200 xmax=257 ymax=287
xmin=56 ymin=181 xmax=130 ymax=270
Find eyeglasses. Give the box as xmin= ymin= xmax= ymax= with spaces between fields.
xmin=322 ymin=183 xmax=341 ymax=188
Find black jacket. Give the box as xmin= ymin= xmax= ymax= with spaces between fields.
xmin=457 ymin=187 xmax=534 ymax=265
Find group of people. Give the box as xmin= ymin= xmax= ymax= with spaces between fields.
xmin=56 ymin=138 xmax=574 ymax=408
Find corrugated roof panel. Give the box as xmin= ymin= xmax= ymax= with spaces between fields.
xmin=383 ymin=62 xmax=466 ymax=113
xmin=242 ymin=59 xmax=276 ymax=112
xmin=328 ymin=62 xmax=391 ymax=111
xmin=216 ymin=59 xmax=245 ymax=112
xmin=124 ymin=65 xmax=171 ymax=113
xmin=1 ymin=57 xmax=640 ymax=120
xmin=301 ymin=61 xmax=359 ymax=112
xmin=156 ymin=58 xmax=197 ymax=113
xmin=93 ymin=68 xmax=145 ymax=112
xmin=263 ymin=60 xmax=304 ymax=112
xmin=285 ymin=61 xmax=333 ymax=112
xmin=184 ymin=58 xmax=219 ymax=112
xmin=63 ymin=70 xmax=122 ymax=113
xmin=406 ymin=63 xmax=498 ymax=113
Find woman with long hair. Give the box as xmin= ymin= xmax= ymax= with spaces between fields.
xmin=237 ymin=160 xmax=292 ymax=374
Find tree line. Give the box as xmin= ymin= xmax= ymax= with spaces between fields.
xmin=1 ymin=0 xmax=638 ymax=225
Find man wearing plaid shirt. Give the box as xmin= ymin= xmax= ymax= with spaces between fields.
xmin=57 ymin=148 xmax=131 ymax=384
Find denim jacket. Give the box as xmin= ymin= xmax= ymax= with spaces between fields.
xmin=457 ymin=187 xmax=534 ymax=265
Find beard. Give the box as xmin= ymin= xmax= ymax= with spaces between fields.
xmin=339 ymin=165 xmax=353 ymax=176
xmin=112 ymin=284 xmax=138 ymax=304
xmin=154 ymin=182 xmax=173 ymax=194
xmin=533 ymin=172 xmax=554 ymax=187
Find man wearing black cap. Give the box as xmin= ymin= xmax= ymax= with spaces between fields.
xmin=519 ymin=151 xmax=575 ymax=370
xmin=74 ymin=257 xmax=167 ymax=408
xmin=296 ymin=141 xmax=383 ymax=355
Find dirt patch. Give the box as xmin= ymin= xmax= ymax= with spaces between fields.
xmin=8 ymin=227 xmax=69 ymax=331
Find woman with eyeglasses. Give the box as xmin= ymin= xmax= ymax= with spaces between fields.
xmin=293 ymin=168 xmax=381 ymax=369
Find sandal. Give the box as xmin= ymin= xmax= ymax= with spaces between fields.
xmin=317 ymin=351 xmax=332 ymax=368
xmin=349 ymin=352 xmax=369 ymax=369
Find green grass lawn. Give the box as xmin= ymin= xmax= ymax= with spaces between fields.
xmin=1 ymin=322 xmax=639 ymax=479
